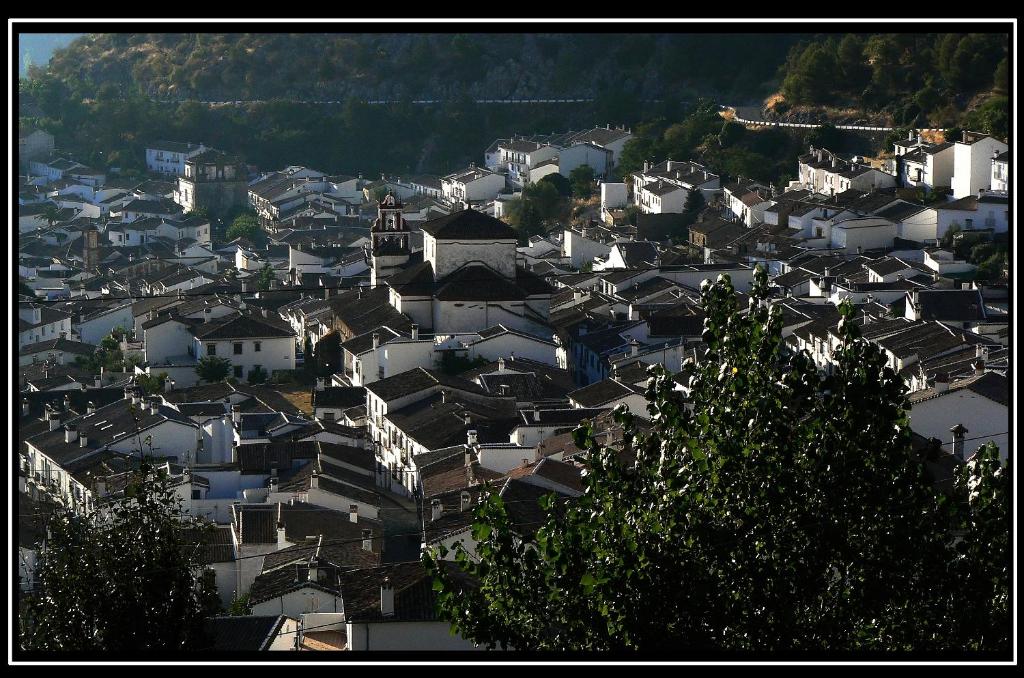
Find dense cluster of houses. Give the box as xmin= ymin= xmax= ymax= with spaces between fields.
xmin=17 ymin=123 xmax=1009 ymax=651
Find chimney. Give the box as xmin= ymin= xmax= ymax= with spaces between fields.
xmin=934 ymin=373 xmax=950 ymax=393
xmin=307 ymin=562 xmax=320 ymax=583
xmin=440 ymin=389 xmax=449 ymax=404
xmin=630 ymin=339 xmax=639 ymax=357
xmin=315 ymin=377 xmax=325 ymax=392
xmin=269 ymin=474 xmax=278 ymax=493
xmin=361 ymin=528 xmax=372 ymax=551
xmin=310 ymin=470 xmax=319 ymax=490
xmin=467 ymin=429 xmax=478 ymax=447
xmin=372 ymin=333 xmax=380 ymax=350
xmin=87 ymin=401 xmax=95 ymax=415
xmin=64 ymin=424 xmax=78 ymax=444
xmin=910 ymin=290 xmax=921 ymax=321
xmin=47 ymin=407 xmax=60 ymax=431
xmin=973 ymin=357 xmax=986 ymax=376
xmin=149 ymin=398 xmax=159 ymax=416
xmin=410 ymin=323 xmax=418 ymax=340
xmin=22 ymin=399 xmax=29 ymax=417
xmin=381 ymin=577 xmax=395 ymax=617
xmin=94 ymin=373 xmax=102 ymax=388
xmin=460 ymin=490 xmax=471 ymax=512
xmin=79 ymin=432 xmax=88 ymax=448
xmin=950 ymin=423 xmax=968 ymax=461
xmin=63 ymin=394 xmax=71 ymax=411
xmin=497 ymin=357 xmax=505 ymax=372
xmin=431 ymin=499 xmax=443 ymax=522
xmin=277 ymin=521 xmax=287 ymax=548
xmin=165 ymin=378 xmax=175 ymax=393
xmin=231 ymin=404 xmax=240 ymax=425
xmin=532 ymin=406 xmax=540 ymax=423
xmin=349 ymin=504 xmax=358 ymax=523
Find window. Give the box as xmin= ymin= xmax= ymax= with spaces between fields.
xmin=964 ymin=219 xmax=973 ymax=229
xmin=233 ymin=365 xmax=243 ymax=378
xmin=254 ymin=341 xmax=261 ymax=352
xmin=233 ymin=343 xmax=243 ymax=355
xmin=207 ymin=343 xmax=216 ymax=356
xmin=323 ymin=411 xmax=335 ymax=422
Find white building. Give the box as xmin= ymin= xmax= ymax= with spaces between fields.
xmin=145 ymin=141 xmax=208 ymax=176
xmin=191 ymin=311 xmax=297 ymax=382
xmin=441 ymin=164 xmax=506 ymax=208
xmin=951 ymin=132 xmax=1008 ymax=199
xmin=631 ymin=160 xmax=720 ymax=214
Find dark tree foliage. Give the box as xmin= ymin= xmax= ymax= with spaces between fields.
xmin=569 ymin=165 xmax=596 ymax=199
xmin=225 ymin=212 xmax=263 ymax=242
xmin=136 ymin=371 xmax=169 ymax=396
xmin=538 ymin=172 xmax=572 ymax=197
xmin=19 ymin=460 xmax=220 ymax=652
xmin=195 ymin=355 xmax=231 ymax=383
xmin=777 ymin=33 xmax=1007 ymax=136
xmin=257 ymin=263 xmax=276 ymax=291
xmin=425 ymin=267 xmax=1010 ymax=654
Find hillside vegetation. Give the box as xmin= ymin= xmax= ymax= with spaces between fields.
xmin=20 ymin=31 xmax=1008 ymax=182
xmin=39 ymin=33 xmax=805 ymax=102
xmin=774 ymin=33 xmax=1008 ymax=138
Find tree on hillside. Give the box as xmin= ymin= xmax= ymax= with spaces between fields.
xmin=257 ymin=263 xmax=276 ymax=291
xmin=503 ymin=180 xmax=566 ymax=245
xmin=136 ymin=371 xmax=169 ymax=396
xmin=225 ymin=213 xmax=262 ymax=242
xmin=426 ymin=267 xmax=1009 ymax=654
xmin=538 ymin=172 xmax=571 ymax=198
xmin=569 ymin=165 xmax=596 ymax=199
xmin=40 ymin=203 xmax=63 ymax=228
xmin=195 ymin=355 xmax=231 ymax=383
xmin=19 ymin=460 xmax=220 ymax=652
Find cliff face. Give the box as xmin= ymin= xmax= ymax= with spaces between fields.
xmin=44 ymin=33 xmax=805 ymax=102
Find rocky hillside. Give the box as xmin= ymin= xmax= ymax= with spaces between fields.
xmin=43 ymin=33 xmax=806 ymax=102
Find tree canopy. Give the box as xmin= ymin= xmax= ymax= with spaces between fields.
xmin=19 ymin=460 xmax=220 ymax=652
xmin=195 ymin=355 xmax=231 ymax=383
xmin=425 ymin=267 xmax=1010 ymax=655
xmin=225 ymin=212 xmax=263 ymax=243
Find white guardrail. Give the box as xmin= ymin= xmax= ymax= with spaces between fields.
xmin=725 ymin=106 xmax=944 ymax=133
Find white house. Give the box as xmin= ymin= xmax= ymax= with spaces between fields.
xmin=497 ymin=139 xmax=559 ymax=188
xmin=145 ymin=141 xmax=208 ymax=176
xmin=74 ymin=302 xmax=135 ymax=345
xmin=934 ymin=192 xmax=1009 ymax=235
xmin=908 ymin=372 xmax=1008 ymax=462
xmin=951 ymin=132 xmax=1008 ymax=199
xmin=631 ymin=160 xmax=720 ymax=214
xmin=19 ymin=304 xmax=73 ymax=348
xmin=990 ymin=151 xmax=1009 ymax=192
xmin=441 ymin=164 xmax=506 ymax=208
xmin=191 ymin=311 xmax=297 ymax=382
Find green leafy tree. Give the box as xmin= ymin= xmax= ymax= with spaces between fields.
xmin=569 ymin=165 xmax=596 ymax=199
xmin=195 ymin=355 xmax=231 ymax=383
xmin=226 ymin=593 xmax=252 ymax=616
xmin=40 ymin=203 xmax=63 ymax=228
xmin=426 ymin=267 xmax=1009 ymax=654
xmin=136 ymin=371 xmax=169 ymax=396
xmin=19 ymin=460 xmax=219 ymax=652
xmin=225 ymin=213 xmax=262 ymax=242
xmin=247 ymin=365 xmax=268 ymax=385
xmin=257 ymin=263 xmax=276 ymax=291
xmin=538 ymin=172 xmax=572 ymax=198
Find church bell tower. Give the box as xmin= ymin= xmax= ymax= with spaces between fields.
xmin=368 ymin=191 xmax=411 ymax=288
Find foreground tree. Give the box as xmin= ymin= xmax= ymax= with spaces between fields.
xmin=19 ymin=460 xmax=219 ymax=652
xmin=426 ymin=267 xmax=1009 ymax=654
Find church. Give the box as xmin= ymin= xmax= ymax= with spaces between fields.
xmin=367 ymin=192 xmax=553 ymax=336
